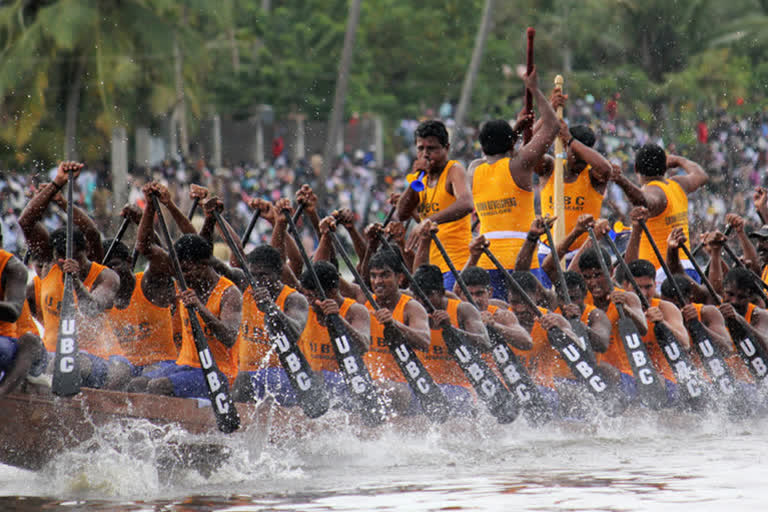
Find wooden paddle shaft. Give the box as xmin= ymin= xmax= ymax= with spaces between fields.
xmin=553 ymin=75 xmax=566 ymax=250
xmin=523 ymin=27 xmax=535 ymax=144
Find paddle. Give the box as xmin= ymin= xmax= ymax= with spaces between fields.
xmin=719 ymin=242 xmax=768 ymax=301
xmin=541 ymin=218 xmax=597 ymax=362
xmin=52 ymin=168 xmax=81 ymax=397
xmin=102 ymin=217 xmax=131 ymax=265
xmin=679 ymin=243 xmax=768 ymax=383
xmin=429 ymin=231 xmax=552 ymax=424
xmin=187 ymin=197 xmax=200 ymax=220
xmin=603 ymin=233 xmax=708 ymax=409
xmin=327 ymin=228 xmax=450 ymax=423
xmin=691 ymin=224 xmax=733 ymax=259
xmin=585 ymin=227 xmax=667 ymax=409
xmin=377 ymin=233 xmax=519 ymax=423
xmin=480 ymin=245 xmax=623 ymax=414
xmin=212 ymin=209 xmax=330 ymax=418
xmin=637 ymin=219 xmax=737 ymax=399
xmin=241 ymin=209 xmax=261 ymax=246
xmin=285 ymin=210 xmax=388 ymax=426
xmin=151 ymin=194 xmax=240 ymax=433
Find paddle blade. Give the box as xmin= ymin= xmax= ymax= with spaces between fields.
xmin=653 ymin=322 xmax=709 ymax=411
xmin=617 ymin=315 xmax=667 ymax=410
xmin=52 ymin=274 xmax=80 ymax=396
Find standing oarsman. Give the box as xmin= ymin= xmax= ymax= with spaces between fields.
xmin=106 ymin=182 xmax=186 ymax=375
xmin=0 ymin=228 xmax=45 ymax=395
xmin=468 ymin=69 xmax=559 ymax=296
xmin=363 ymin=249 xmax=431 ymax=414
xmin=395 ymin=119 xmax=474 ymax=290
xmin=537 ymin=91 xmax=612 ymax=283
xmin=616 ymin=259 xmax=691 ymax=406
xmin=20 ymin=163 xmax=131 ymax=389
xmin=142 ymin=234 xmax=242 ymax=398
xmin=298 ymin=260 xmax=371 ymax=407
xmin=614 ymin=144 xmax=708 ymax=287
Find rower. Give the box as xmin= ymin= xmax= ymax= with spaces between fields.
xmin=0 ymin=229 xmax=45 ymax=395
xmin=363 ymin=249 xmax=431 ymax=415
xmin=577 ymin=247 xmax=648 ymax=401
xmin=298 ymin=260 xmax=371 ymax=408
xmin=616 ymin=259 xmax=691 ymax=407
xmin=142 ymin=234 xmax=242 ymax=399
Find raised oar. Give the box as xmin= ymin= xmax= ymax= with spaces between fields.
xmin=679 ymin=243 xmax=768 ymax=384
xmin=151 ymin=195 xmax=240 ymax=433
xmin=586 ymin=227 xmax=668 ymax=410
xmin=718 ymin=241 xmax=768 ymax=301
xmin=480 ymin=245 xmax=623 ymax=414
xmin=603 ymin=234 xmax=708 ymax=409
xmin=382 ymin=205 xmax=396 ymax=228
xmin=187 ymin=197 xmax=200 ymax=220
xmin=541 ymin=218 xmax=597 ymax=363
xmin=102 ymin=217 xmax=131 ymax=265
xmin=285 ymin=210 xmax=388 ymax=426
xmin=52 ymin=168 xmax=81 ymax=396
xmin=327 ymin=228 xmax=450 ymax=423
xmin=212 ymin=209 xmax=330 ymax=419
xmin=637 ymin=218 xmax=737 ymax=399
xmin=240 ymin=209 xmax=261 ymax=246
xmin=691 ymin=224 xmax=733 ymax=259
xmin=430 ymin=231 xmax=552 ymax=424
xmin=377 ymin=234 xmax=519 ymax=424
xmin=522 ymin=27 xmax=535 ymax=144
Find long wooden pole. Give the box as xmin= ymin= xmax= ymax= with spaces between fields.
xmin=552 ymin=75 xmax=566 ymax=253
xmin=454 ymin=0 xmax=495 ymax=130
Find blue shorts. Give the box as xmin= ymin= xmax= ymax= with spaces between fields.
xmin=536 ymin=385 xmax=560 ymax=416
xmin=662 ymin=378 xmax=679 ymax=407
xmin=407 ymin=383 xmax=475 ymax=417
xmin=80 ymin=352 xmax=133 ymax=389
xmin=618 ymin=372 xmax=638 ymax=402
xmin=245 ymin=367 xmax=298 ymax=406
xmin=144 ymin=363 xmax=214 ymax=399
xmin=0 ymin=336 xmax=47 ymax=381
xmin=485 ymin=268 xmax=550 ymax=300
xmin=132 ymin=359 xmax=178 ymax=378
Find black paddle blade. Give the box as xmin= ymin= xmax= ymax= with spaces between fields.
xmin=486 ymin=326 xmax=553 ymax=425
xmin=652 ymin=322 xmax=709 ymax=411
xmin=383 ymin=323 xmax=451 ymax=424
xmin=617 ymin=315 xmax=667 ymax=410
xmin=687 ymin=319 xmax=738 ymax=399
xmin=188 ymin=311 xmax=241 ymax=433
xmin=52 ymin=274 xmax=81 ymax=396
xmin=263 ymin=305 xmax=330 ymax=419
xmin=326 ymin=314 xmax=389 ymax=426
xmin=442 ymin=326 xmax=519 ymax=424
xmin=546 ymin=326 xmax=626 ymax=416
xmin=726 ymin=318 xmax=768 ymax=383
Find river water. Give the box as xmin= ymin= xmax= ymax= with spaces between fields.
xmin=1 ymin=404 xmax=765 ymax=511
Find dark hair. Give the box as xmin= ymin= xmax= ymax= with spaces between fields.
xmin=479 ymin=120 xmax=515 ymax=155
xmin=414 ymin=120 xmax=449 ymax=147
xmin=508 ymin=271 xmax=539 ymax=295
xmin=461 ymin=266 xmax=491 ymax=288
xmin=635 ymin=144 xmax=667 ymax=177
xmin=570 ymin=125 xmax=596 ymax=148
xmin=369 ymin=249 xmax=401 ymax=273
xmin=563 ymin=271 xmax=587 ymax=295
xmin=615 ymin=259 xmax=656 ymax=283
xmin=246 ymin=244 xmax=283 ymax=274
xmin=413 ymin=264 xmax=444 ymax=295
xmin=724 ymin=267 xmax=759 ymax=295
xmin=101 ymin=239 xmax=131 ymax=263
xmin=174 ymin=234 xmax=213 ymax=263
xmin=50 ymin=227 xmax=87 ymax=257
xmin=661 ymin=274 xmax=692 ymax=299
xmin=579 ymin=248 xmax=613 ymax=272
xmin=300 ymin=261 xmax=339 ymax=291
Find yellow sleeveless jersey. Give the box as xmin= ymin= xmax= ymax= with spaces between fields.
xmin=473 ymin=158 xmax=537 ymax=269
xmin=418 ymin=299 xmax=470 ymax=387
xmin=237 ymin=285 xmax=296 ymax=371
xmin=107 ymin=272 xmax=177 ymax=366
xmin=364 ymin=293 xmax=411 ymax=382
xmin=541 ymin=165 xmax=605 ymax=250
xmin=298 ymin=298 xmax=356 ymax=372
xmin=637 ymin=179 xmax=690 ymax=268
xmin=41 ymin=262 xmax=124 ymax=358
xmin=176 ymin=276 xmax=238 ymax=382
xmin=406 ymin=160 xmax=471 ymax=273
xmin=0 ymin=250 xmax=17 ymax=337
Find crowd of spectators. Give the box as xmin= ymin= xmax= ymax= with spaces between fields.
xmin=1 ymin=98 xmax=767 ymax=258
